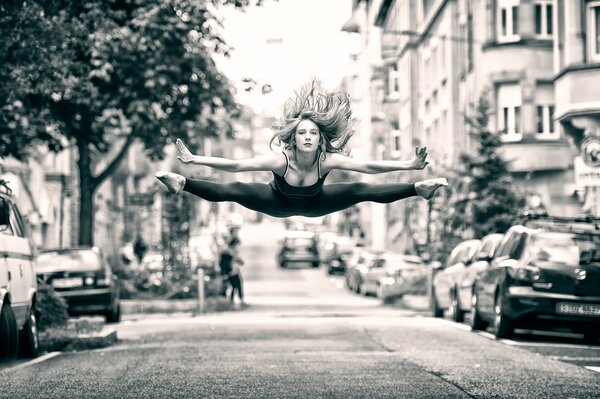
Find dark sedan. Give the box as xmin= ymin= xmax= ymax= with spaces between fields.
xmin=277 ymin=231 xmax=320 ymax=268
xmin=36 ymin=247 xmax=121 ymax=323
xmin=471 ymin=224 xmax=600 ymax=341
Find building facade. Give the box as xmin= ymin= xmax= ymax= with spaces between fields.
xmin=554 ymin=0 xmax=600 ymax=214
xmin=343 ymin=0 xmax=586 ymax=252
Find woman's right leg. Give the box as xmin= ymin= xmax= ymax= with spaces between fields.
xmin=181 ymin=178 xmax=295 ymax=218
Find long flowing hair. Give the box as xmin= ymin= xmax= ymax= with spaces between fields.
xmin=270 ymin=80 xmax=357 ymax=158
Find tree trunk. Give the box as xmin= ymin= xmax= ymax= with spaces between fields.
xmin=75 ymin=135 xmax=135 ymax=246
xmin=77 ymin=141 xmax=97 ymax=246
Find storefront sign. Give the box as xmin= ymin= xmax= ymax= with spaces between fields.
xmin=574 ymin=156 xmax=600 ymax=186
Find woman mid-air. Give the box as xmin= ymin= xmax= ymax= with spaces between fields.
xmin=156 ymin=82 xmax=448 ymax=218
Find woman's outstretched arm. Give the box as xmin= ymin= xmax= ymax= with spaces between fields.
xmin=176 ymin=139 xmax=285 ymax=173
xmin=323 ymin=146 xmax=429 ymax=174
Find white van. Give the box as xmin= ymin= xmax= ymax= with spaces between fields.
xmin=0 ymin=181 xmax=39 ymax=361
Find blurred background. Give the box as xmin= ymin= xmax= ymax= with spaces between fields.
xmin=1 ymin=0 xmax=599 ymax=297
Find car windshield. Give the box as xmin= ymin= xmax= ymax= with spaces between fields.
xmin=572 ymin=233 xmax=600 ymax=264
xmin=36 ymin=250 xmax=101 ymax=272
xmin=286 ymin=238 xmax=314 ymax=247
xmin=530 ymin=233 xmax=581 ymax=266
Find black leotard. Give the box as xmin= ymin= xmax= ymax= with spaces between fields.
xmin=182 ymin=151 xmax=418 ymax=218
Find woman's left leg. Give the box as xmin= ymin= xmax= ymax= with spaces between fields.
xmin=303 ymin=178 xmax=448 ymax=217
xmin=301 ymin=182 xmax=416 ymax=217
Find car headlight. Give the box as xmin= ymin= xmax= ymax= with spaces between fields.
xmin=510 ymin=265 xmax=542 ymax=282
xmin=381 ymin=276 xmax=395 ymax=285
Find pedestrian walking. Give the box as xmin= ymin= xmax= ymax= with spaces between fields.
xmin=226 ymin=237 xmax=245 ymax=307
xmin=218 ymin=237 xmax=245 ymax=305
xmin=156 ymin=79 xmax=448 ymax=217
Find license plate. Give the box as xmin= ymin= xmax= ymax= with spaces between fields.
xmin=556 ymin=302 xmax=600 ymax=317
xmin=52 ymin=277 xmax=83 ymax=289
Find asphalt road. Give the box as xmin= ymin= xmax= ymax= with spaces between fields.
xmin=1 ymin=220 xmax=599 ymax=398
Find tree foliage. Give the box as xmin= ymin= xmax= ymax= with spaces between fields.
xmin=435 ymin=90 xmax=526 ymax=259
xmin=0 ymin=0 xmax=264 ymax=244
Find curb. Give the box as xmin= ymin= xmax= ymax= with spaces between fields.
xmin=63 ymin=327 xmax=117 ymax=351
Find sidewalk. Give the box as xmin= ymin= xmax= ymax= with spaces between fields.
xmin=120 ymin=294 xmax=431 ymax=318
xmin=121 ymin=296 xmax=233 ymax=317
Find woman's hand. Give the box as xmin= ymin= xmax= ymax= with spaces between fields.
xmin=408 ymin=146 xmax=429 ymax=170
xmin=176 ymin=138 xmax=196 ymax=164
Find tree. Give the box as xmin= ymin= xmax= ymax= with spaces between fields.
xmin=434 ymin=90 xmax=526 ymax=259
xmin=0 ymin=0 xmax=263 ymax=245
xmin=462 ymin=90 xmax=526 ymax=237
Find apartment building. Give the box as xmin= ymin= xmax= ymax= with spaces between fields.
xmin=554 ymin=0 xmax=600 ymax=214
xmin=369 ymin=0 xmax=582 ymax=246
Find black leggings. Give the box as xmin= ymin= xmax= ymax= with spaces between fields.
xmin=183 ymin=179 xmax=418 ymax=218
xmin=229 ymin=273 xmax=243 ymax=301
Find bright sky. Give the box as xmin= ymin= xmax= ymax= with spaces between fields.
xmin=215 ymin=0 xmax=353 ymax=117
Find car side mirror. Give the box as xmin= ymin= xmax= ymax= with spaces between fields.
xmin=0 ymin=198 xmax=9 ymax=226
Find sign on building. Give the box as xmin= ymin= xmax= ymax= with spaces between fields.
xmin=574 ymin=156 xmax=600 ymax=186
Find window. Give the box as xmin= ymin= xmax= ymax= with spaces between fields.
xmin=388 ymin=63 xmax=400 ymax=97
xmin=588 ymin=2 xmax=600 ymax=62
xmin=534 ymin=1 xmax=553 ymax=37
xmin=497 ymin=83 xmax=522 ymax=141
xmin=536 ymin=105 xmax=556 ymax=136
xmin=390 ymin=120 xmax=401 ymax=156
xmin=535 ymin=84 xmax=557 ymax=138
xmin=9 ymin=204 xmax=24 ymax=238
xmin=498 ymin=0 xmax=520 ymax=42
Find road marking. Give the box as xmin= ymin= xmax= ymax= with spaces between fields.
xmin=8 ymin=352 xmax=61 ymax=371
xmin=585 ymin=366 xmax=600 ymax=373
xmin=551 ymin=356 xmax=600 ymax=362
xmin=498 ymin=339 xmax=600 ymax=350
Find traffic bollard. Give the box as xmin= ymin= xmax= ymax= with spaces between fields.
xmin=197 ymin=268 xmax=205 ymax=313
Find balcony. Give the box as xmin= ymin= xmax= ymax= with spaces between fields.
xmin=499 ymin=139 xmax=574 ymax=172
xmin=555 ymin=64 xmax=600 ymax=122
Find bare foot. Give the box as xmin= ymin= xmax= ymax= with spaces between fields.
xmin=415 ymin=178 xmax=448 ymax=200
xmin=155 ymin=171 xmax=186 ymax=194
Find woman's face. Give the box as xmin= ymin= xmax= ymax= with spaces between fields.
xmin=294 ymin=119 xmax=320 ymax=154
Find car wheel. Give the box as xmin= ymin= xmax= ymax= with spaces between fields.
xmin=327 ymin=267 xmax=333 ymax=275
xmin=0 ymin=302 xmax=19 ymax=362
xmin=582 ymin=327 xmax=600 ymax=345
xmin=279 ymin=262 xmax=286 ymax=268
xmin=430 ymin=288 xmax=443 ymax=318
xmin=359 ymin=282 xmax=367 ymax=295
xmin=312 ymin=262 xmax=319 ymax=268
xmin=106 ymin=300 xmax=121 ymax=324
xmin=449 ymin=288 xmax=464 ymax=323
xmin=18 ymin=307 xmax=39 ymax=358
xmin=494 ymin=292 xmax=514 ymax=339
xmin=469 ymin=290 xmax=487 ymax=331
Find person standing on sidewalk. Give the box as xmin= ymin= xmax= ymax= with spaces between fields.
xmin=218 ymin=237 xmax=245 ymax=305
xmin=227 ymin=237 xmax=245 ymax=307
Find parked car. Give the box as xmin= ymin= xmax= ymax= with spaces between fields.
xmin=36 ymin=247 xmax=121 ymax=323
xmin=316 ymin=231 xmax=339 ymax=264
xmin=452 ymin=234 xmax=504 ymax=322
xmin=277 ymin=230 xmax=320 ymax=268
xmin=471 ymin=217 xmax=600 ymax=341
xmin=360 ymin=253 xmax=421 ymax=298
xmin=377 ymin=255 xmax=427 ymax=303
xmin=323 ymin=235 xmax=356 ymax=274
xmin=345 ymin=248 xmax=384 ymax=293
xmin=0 ymin=182 xmax=40 ymax=361
xmin=430 ymin=239 xmax=481 ymax=320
